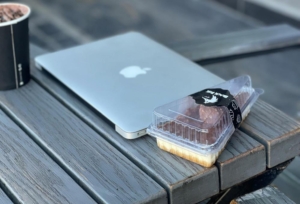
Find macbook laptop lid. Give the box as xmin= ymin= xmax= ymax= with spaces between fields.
xmin=35 ymin=32 xmax=224 ymax=139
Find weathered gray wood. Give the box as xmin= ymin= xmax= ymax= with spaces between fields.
xmin=30 ymin=47 xmax=219 ymax=203
xmin=169 ymin=24 xmax=300 ymax=61
xmin=0 ymin=110 xmax=95 ymax=204
xmin=0 ymin=188 xmax=12 ymax=204
xmin=234 ymin=186 xmax=295 ymax=204
xmin=240 ymin=100 xmax=300 ymax=168
xmin=217 ymin=130 xmax=265 ymax=190
xmin=0 ymin=82 xmax=167 ymax=204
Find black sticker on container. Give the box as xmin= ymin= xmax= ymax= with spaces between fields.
xmin=191 ymin=88 xmax=242 ymax=128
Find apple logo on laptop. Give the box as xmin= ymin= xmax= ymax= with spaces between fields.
xmin=119 ymin=66 xmax=151 ymax=78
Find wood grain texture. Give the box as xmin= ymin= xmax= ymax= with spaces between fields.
xmin=217 ymin=130 xmax=266 ymax=190
xmin=234 ymin=186 xmax=295 ymax=204
xmin=0 ymin=82 xmax=167 ymax=204
xmin=240 ymin=100 xmax=300 ymax=168
xmin=0 ymin=188 xmax=12 ymax=204
xmin=169 ymin=24 xmax=300 ymax=61
xmin=0 ymin=110 xmax=95 ymax=204
xmin=30 ymin=53 xmax=218 ymax=203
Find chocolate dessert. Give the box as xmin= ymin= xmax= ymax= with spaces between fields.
xmin=147 ymin=76 xmax=262 ymax=167
xmin=159 ymin=91 xmax=250 ymax=145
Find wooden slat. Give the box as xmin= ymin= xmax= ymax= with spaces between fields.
xmin=217 ymin=130 xmax=265 ymax=190
xmin=233 ymin=186 xmax=295 ymax=204
xmin=169 ymin=24 xmax=300 ymax=61
xmin=30 ymin=48 xmax=219 ymax=203
xmin=0 ymin=82 xmax=167 ymax=204
xmin=0 ymin=189 xmax=12 ymax=204
xmin=240 ymin=100 xmax=300 ymax=168
xmin=0 ymin=110 xmax=95 ymax=204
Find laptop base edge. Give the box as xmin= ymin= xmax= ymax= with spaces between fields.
xmin=115 ymin=125 xmax=147 ymax=139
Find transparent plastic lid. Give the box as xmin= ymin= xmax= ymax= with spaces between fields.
xmin=147 ymin=75 xmax=263 ymax=153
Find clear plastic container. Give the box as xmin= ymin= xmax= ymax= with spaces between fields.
xmin=147 ymin=75 xmax=263 ymax=167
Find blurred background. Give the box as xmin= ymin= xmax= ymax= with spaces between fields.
xmin=7 ymin=0 xmax=300 ymax=202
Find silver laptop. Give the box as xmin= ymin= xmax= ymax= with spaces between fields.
xmin=35 ymin=32 xmax=223 ymax=139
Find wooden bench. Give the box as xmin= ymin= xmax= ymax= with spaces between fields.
xmin=0 ymin=29 xmax=299 ymax=204
xmin=0 ymin=1 xmax=299 ymax=203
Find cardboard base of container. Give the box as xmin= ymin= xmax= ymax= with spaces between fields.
xmin=157 ymin=138 xmax=221 ymax=167
xmin=156 ymin=108 xmax=252 ymax=167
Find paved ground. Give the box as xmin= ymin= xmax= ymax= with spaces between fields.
xmin=6 ymin=0 xmax=300 ymax=202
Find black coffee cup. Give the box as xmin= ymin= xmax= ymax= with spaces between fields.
xmin=0 ymin=3 xmax=31 ymax=90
